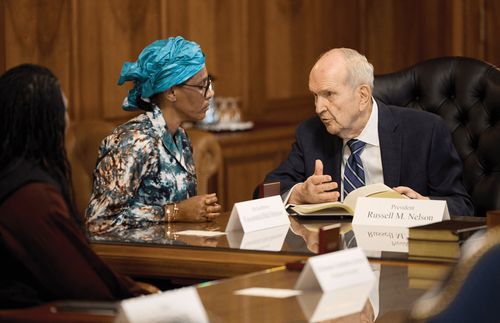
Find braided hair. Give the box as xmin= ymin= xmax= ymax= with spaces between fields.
xmin=0 ymin=64 xmax=81 ymax=227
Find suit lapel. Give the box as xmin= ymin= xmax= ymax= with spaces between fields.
xmin=322 ymin=133 xmax=343 ymax=185
xmin=377 ymin=100 xmax=401 ymax=187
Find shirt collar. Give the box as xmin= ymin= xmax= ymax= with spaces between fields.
xmin=345 ymin=97 xmax=379 ymax=147
xmin=145 ymin=105 xmax=195 ymax=174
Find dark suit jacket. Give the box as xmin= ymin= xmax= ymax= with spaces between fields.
xmin=264 ymin=100 xmax=474 ymax=216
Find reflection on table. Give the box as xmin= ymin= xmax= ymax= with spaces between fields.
xmin=0 ymin=262 xmax=449 ymax=322
xmin=91 ymin=213 xmax=483 ymax=280
xmin=91 ymin=213 xmax=352 ymax=255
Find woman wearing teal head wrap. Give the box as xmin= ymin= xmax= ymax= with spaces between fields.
xmin=85 ymin=36 xmax=221 ymax=235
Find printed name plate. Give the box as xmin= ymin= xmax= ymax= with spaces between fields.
xmin=352 ymin=197 xmax=450 ymax=227
xmin=115 ymin=287 xmax=208 ymax=323
xmin=225 ymin=195 xmax=290 ymax=232
xmin=294 ymin=247 xmax=375 ymax=293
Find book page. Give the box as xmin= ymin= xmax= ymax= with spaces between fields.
xmin=343 ymin=183 xmax=395 ymax=210
xmin=289 ymin=183 xmax=405 ymax=216
xmin=290 ymin=202 xmax=353 ymax=216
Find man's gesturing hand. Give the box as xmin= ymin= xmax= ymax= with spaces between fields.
xmin=289 ymin=159 xmax=340 ymax=204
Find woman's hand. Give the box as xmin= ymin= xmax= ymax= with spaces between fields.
xmin=175 ymin=193 xmax=222 ymax=222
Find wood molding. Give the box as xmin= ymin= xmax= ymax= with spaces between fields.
xmin=92 ymin=242 xmax=306 ymax=280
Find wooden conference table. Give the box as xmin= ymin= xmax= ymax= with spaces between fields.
xmin=90 ymin=213 xmax=482 ymax=281
xmin=0 ymin=261 xmax=448 ymax=322
xmin=1 ymin=214 xmax=484 ymax=322
xmin=90 ymin=212 xmax=410 ymax=280
xmin=91 ymin=212 xmax=312 ymax=280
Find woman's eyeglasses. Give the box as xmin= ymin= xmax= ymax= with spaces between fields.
xmin=181 ymin=75 xmax=213 ymax=98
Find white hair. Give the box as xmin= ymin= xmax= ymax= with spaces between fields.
xmin=322 ymin=48 xmax=374 ymax=90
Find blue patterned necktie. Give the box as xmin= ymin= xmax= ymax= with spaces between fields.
xmin=343 ymin=139 xmax=366 ymax=197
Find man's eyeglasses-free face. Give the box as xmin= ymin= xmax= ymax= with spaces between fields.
xmin=181 ymin=75 xmax=213 ymax=98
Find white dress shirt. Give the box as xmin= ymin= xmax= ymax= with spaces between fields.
xmin=340 ymin=98 xmax=384 ymax=201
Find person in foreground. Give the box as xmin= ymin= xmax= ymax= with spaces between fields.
xmin=410 ymin=226 xmax=500 ymax=322
xmin=0 ymin=64 xmax=155 ymax=309
xmin=262 ymin=48 xmax=473 ymax=216
xmin=86 ymin=36 xmax=221 ymax=235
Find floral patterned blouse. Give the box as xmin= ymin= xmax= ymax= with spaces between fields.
xmin=85 ymin=105 xmax=196 ymax=235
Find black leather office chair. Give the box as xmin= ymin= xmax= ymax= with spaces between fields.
xmin=373 ymin=57 xmax=500 ymax=216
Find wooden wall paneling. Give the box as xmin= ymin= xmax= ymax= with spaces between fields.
xmin=265 ymin=0 xmax=293 ymax=101
xmin=223 ymin=156 xmax=282 ymax=209
xmin=73 ymin=0 xmax=103 ymax=121
xmin=164 ymin=0 xmax=189 ymax=37
xmin=163 ymin=0 xmax=220 ymax=82
xmin=364 ymin=0 xmax=454 ymax=73
xmin=212 ymin=0 xmax=246 ymax=111
xmin=215 ymin=125 xmax=296 ymax=211
xmin=450 ymin=0 xmax=464 ymax=56
xmin=362 ymin=0 xmax=397 ymax=73
xmin=462 ymin=0 xmax=483 ymax=60
xmin=248 ymin=0 xmax=361 ymax=124
xmin=418 ymin=1 xmax=455 ymax=58
xmin=246 ymin=0 xmax=265 ymax=121
xmin=165 ymin=0 xmax=247 ymax=115
xmin=321 ymin=0 xmax=361 ymax=52
xmin=365 ymin=0 xmax=456 ymax=74
xmin=99 ymin=0 xmax=163 ymax=120
xmin=69 ymin=0 xmax=81 ymax=121
xmin=0 ymin=1 xmax=5 ymax=72
xmin=182 ymin=0 xmax=217 ymax=73
xmin=364 ymin=0 xmax=496 ymax=73
xmin=2 ymin=0 xmax=72 ymax=104
xmin=261 ymin=0 xmax=320 ymax=122
xmin=484 ymin=0 xmax=500 ymax=66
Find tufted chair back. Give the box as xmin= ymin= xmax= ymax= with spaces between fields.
xmin=373 ymin=57 xmax=500 ymax=216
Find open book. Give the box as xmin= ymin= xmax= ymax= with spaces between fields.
xmin=288 ymin=183 xmax=406 ymax=216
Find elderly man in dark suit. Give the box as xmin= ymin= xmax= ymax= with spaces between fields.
xmin=262 ymin=48 xmax=473 ymax=216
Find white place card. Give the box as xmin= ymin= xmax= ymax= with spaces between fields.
xmin=352 ymin=225 xmax=409 ymax=253
xmin=226 ymin=224 xmax=289 ymax=251
xmin=352 ymin=197 xmax=450 ymax=228
xmin=114 ymin=287 xmax=209 ymax=323
xmin=234 ymin=287 xmax=301 ymax=298
xmin=294 ymin=247 xmax=375 ymax=293
xmin=225 ymin=195 xmax=289 ymax=232
xmin=176 ymin=230 xmax=226 ymax=237
xmin=297 ymin=283 xmax=373 ymax=322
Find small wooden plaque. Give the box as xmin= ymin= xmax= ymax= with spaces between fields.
xmin=318 ymin=223 xmax=340 ymax=254
xmin=258 ymin=181 xmax=281 ymax=198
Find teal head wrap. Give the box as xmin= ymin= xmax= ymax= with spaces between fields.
xmin=118 ymin=36 xmax=206 ymax=111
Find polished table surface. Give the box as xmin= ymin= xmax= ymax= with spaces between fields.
xmin=0 ymin=261 xmax=451 ymax=322
xmin=91 ymin=213 xmax=483 ymax=280
xmin=91 ymin=212 xmax=311 ymax=280
xmin=2 ymin=212 xmax=484 ymax=321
